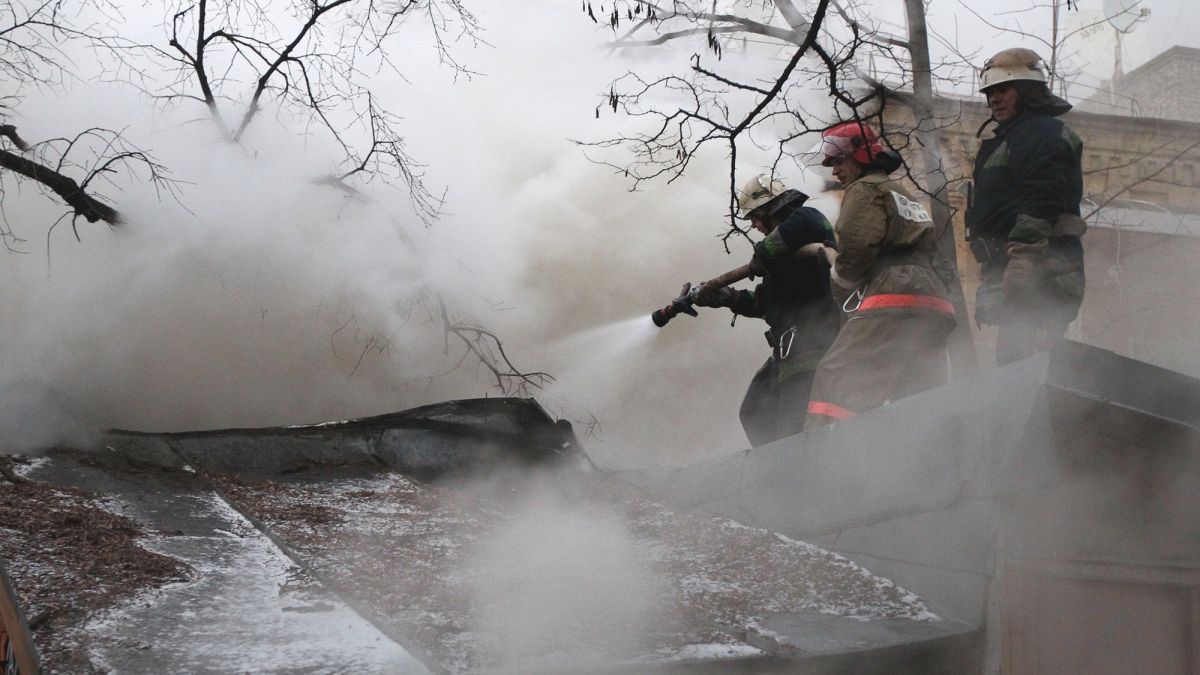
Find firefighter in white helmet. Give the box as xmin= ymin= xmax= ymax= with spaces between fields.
xmin=967 ymin=47 xmax=1087 ymax=364
xmin=689 ymin=173 xmax=839 ymax=446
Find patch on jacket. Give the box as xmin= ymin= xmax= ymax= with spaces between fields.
xmin=1062 ymin=124 xmax=1082 ymax=152
xmin=890 ymin=191 xmax=933 ymax=223
xmin=982 ymin=141 xmax=1008 ymax=169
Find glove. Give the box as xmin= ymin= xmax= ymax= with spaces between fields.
xmin=797 ymin=243 xmax=834 ymax=269
xmin=1009 ymin=213 xmax=1055 ymax=244
xmin=1003 ymin=239 xmax=1048 ymax=309
xmin=748 ymin=251 xmax=768 ymax=279
xmin=693 ymin=284 xmax=738 ymax=308
xmin=974 ymin=276 xmax=1005 ymax=327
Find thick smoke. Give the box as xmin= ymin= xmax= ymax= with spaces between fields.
xmin=0 ymin=1 xmax=837 ymax=464
xmin=0 ymin=89 xmax=502 ymax=446
xmin=464 ymin=475 xmax=665 ymax=672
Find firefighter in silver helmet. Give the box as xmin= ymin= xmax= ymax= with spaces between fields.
xmin=690 ymin=173 xmax=839 ymax=446
xmin=966 ymin=47 xmax=1087 ymax=364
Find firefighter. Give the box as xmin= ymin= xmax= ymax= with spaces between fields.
xmin=801 ymin=122 xmax=957 ymax=428
xmin=692 ymin=174 xmax=840 ymax=446
xmin=967 ymin=47 xmax=1087 ymax=365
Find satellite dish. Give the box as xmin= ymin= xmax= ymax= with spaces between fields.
xmin=1104 ymin=0 xmax=1149 ymax=34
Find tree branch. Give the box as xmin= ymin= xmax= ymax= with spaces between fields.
xmin=0 ymin=147 xmax=121 ymax=224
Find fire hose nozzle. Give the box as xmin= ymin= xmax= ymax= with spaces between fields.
xmin=651 ymin=282 xmax=700 ymax=327
xmin=650 ymin=264 xmax=753 ymax=328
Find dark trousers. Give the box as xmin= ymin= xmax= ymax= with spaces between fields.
xmin=978 ymin=235 xmax=1085 ymax=365
xmin=739 ymin=357 xmax=815 ymax=447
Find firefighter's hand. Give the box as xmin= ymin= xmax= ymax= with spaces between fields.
xmin=748 ymin=252 xmax=768 ymax=279
xmin=693 ymin=285 xmax=737 ymax=308
xmin=797 ymin=243 xmax=835 ymax=269
xmin=1003 ymin=239 xmax=1048 ymax=307
xmin=1009 ymin=214 xmax=1055 ymax=244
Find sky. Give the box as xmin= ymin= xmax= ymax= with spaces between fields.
xmin=945 ymin=0 xmax=1199 ymax=97
xmin=1 ymin=0 xmax=1197 ymax=465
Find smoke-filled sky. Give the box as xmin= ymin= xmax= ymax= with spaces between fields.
xmin=1 ymin=0 xmax=1196 ymax=464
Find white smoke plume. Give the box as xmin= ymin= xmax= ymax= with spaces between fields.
xmin=464 ymin=477 xmax=664 ymax=672
xmin=0 ymin=1 xmax=840 ymax=464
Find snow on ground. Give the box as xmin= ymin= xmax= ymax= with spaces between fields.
xmin=4 ymin=451 xmax=937 ymax=673
xmin=213 ymin=466 xmax=935 ymax=672
xmin=83 ymin=490 xmax=431 ymax=674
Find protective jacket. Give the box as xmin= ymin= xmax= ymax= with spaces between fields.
xmin=804 ymin=170 xmax=956 ymax=428
xmin=831 ymin=172 xmax=957 ymax=322
xmin=966 ymin=98 xmax=1083 ymax=244
xmin=729 ymin=204 xmax=842 ymax=378
xmin=965 ymin=96 xmax=1086 ymax=361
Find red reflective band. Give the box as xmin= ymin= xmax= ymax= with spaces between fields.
xmin=858 ymin=293 xmax=956 ymax=315
xmin=807 ymin=401 xmax=856 ymax=420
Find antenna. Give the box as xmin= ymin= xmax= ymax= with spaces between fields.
xmin=1101 ymin=0 xmax=1151 ymax=108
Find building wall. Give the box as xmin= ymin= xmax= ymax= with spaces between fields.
xmin=1078 ymin=47 xmax=1200 ymax=124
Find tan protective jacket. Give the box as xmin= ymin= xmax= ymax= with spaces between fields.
xmin=831 ymin=172 xmax=956 ymax=321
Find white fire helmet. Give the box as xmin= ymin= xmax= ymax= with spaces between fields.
xmin=736 ymin=174 xmax=788 ymax=219
xmin=979 ymin=48 xmax=1047 ymax=93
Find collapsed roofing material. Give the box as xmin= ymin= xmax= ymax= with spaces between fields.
xmin=0 ymin=398 xmax=969 ymax=673
xmin=105 ymin=397 xmax=584 ymax=480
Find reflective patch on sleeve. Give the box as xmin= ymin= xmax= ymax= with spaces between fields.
xmin=890 ymin=191 xmax=933 ymax=223
xmin=1063 ymin=124 xmax=1083 ymax=152
xmin=761 ymin=229 xmax=789 ymax=257
xmin=982 ymin=140 xmax=1008 ymax=169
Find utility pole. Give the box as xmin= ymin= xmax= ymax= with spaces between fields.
xmin=903 ymin=0 xmax=979 ymax=377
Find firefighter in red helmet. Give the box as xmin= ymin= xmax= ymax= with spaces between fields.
xmin=800 ymin=121 xmax=958 ymax=428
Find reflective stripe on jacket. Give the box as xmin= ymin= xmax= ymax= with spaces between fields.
xmin=806 ymin=400 xmax=856 ymax=421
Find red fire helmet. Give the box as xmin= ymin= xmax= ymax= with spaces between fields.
xmin=815 ymin=121 xmax=884 ymax=167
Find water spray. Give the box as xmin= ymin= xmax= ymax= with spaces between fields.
xmin=650 ymin=264 xmax=752 ymax=327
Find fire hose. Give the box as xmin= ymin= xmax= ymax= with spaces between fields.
xmin=651 ymin=264 xmax=752 ymax=327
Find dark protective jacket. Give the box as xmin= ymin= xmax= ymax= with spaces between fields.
xmin=729 ymin=204 xmax=841 ymax=379
xmin=966 ymin=98 xmax=1083 ymax=243
xmin=965 ymin=96 xmax=1087 ymax=342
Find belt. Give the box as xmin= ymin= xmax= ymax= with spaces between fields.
xmin=968 ymin=236 xmax=1005 ymax=264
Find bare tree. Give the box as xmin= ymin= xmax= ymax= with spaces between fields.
xmin=0 ymin=0 xmax=174 ymax=245
xmin=580 ymin=0 xmax=981 ymax=372
xmin=151 ymin=0 xmax=484 ymax=224
xmin=150 ymin=0 xmax=555 ymax=393
xmin=1 ymin=0 xmax=549 ymax=397
xmin=954 ymin=0 xmax=1151 ymax=100
xmin=582 ymin=0 xmax=859 ymax=248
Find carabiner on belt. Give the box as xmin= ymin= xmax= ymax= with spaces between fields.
xmin=842 ymin=287 xmax=865 ymax=313
xmin=777 ymin=326 xmax=798 ymax=361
